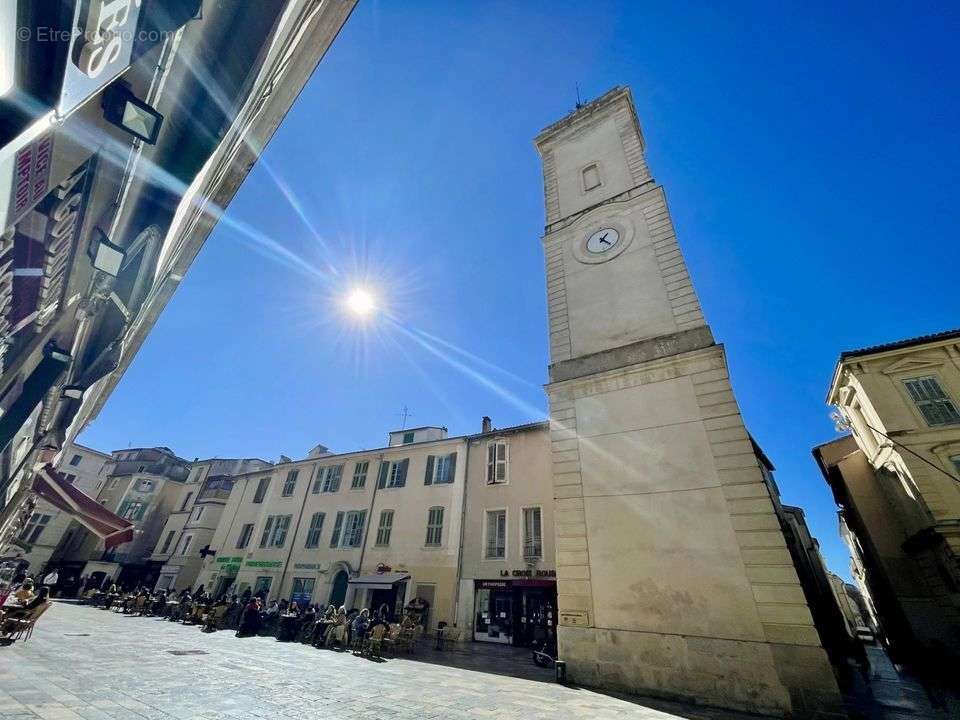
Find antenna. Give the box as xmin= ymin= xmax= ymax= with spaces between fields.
xmin=399 ymin=405 xmax=413 ymax=430
xmin=575 ymin=83 xmax=583 ymax=110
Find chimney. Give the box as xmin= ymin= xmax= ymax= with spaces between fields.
xmin=481 ymin=416 xmax=492 ymax=434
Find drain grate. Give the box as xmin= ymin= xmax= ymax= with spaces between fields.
xmin=167 ymin=650 xmax=209 ymax=656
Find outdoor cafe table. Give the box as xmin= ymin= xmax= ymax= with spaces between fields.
xmin=277 ymin=613 xmax=300 ymax=642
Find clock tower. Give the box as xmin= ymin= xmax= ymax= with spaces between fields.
xmin=536 ymin=88 xmax=842 ymax=717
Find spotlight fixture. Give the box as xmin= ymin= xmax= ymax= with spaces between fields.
xmin=102 ymin=82 xmax=164 ymax=145
xmin=88 ymin=229 xmax=125 ymax=277
xmin=61 ymin=385 xmax=85 ymax=400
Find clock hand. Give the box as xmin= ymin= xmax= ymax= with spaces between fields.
xmin=599 ymin=236 xmax=611 ymax=246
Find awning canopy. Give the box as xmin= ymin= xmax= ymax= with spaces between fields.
xmin=348 ymin=571 xmax=410 ymax=590
xmin=32 ymin=465 xmax=133 ymax=549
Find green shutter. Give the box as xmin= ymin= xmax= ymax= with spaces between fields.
xmin=447 ymin=452 xmax=457 ymax=483
xmin=329 ymin=512 xmax=344 ymax=548
xmin=424 ymin=455 xmax=435 ymax=485
xmin=377 ymin=461 xmax=389 ymax=488
xmin=396 ymin=459 xmax=408 ymax=487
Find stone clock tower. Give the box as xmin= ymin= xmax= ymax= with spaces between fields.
xmin=535 ymin=88 xmax=842 ymax=717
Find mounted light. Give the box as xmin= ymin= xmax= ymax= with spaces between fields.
xmin=45 ymin=345 xmax=72 ymax=364
xmin=88 ymin=229 xmax=125 ymax=277
xmin=61 ymin=385 xmax=85 ymax=400
xmin=102 ymin=82 xmax=164 ymax=145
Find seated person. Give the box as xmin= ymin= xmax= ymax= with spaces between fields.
xmin=351 ymin=608 xmax=371 ymax=645
xmin=1 ymin=587 xmax=50 ymax=634
xmin=4 ymin=580 xmax=35 ymax=607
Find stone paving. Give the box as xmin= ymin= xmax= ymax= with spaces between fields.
xmin=0 ymin=602 xmax=763 ymax=720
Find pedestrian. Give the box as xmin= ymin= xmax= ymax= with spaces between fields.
xmin=236 ymin=597 xmax=262 ymax=638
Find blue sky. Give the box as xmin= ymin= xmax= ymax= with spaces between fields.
xmin=79 ymin=1 xmax=960 ymax=578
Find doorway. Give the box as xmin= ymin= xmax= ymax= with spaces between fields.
xmin=329 ymin=570 xmax=348 ymax=607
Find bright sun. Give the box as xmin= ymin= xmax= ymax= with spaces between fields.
xmin=344 ymin=287 xmax=377 ymax=317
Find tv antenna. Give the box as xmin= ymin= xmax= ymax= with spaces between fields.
xmin=575 ymin=83 xmax=583 ymax=109
xmin=399 ymin=405 xmax=413 ymax=429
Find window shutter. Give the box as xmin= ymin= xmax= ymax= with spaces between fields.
xmin=331 ymin=465 xmax=342 ymax=492
xmin=377 ymin=461 xmax=389 ymax=488
xmin=396 ymin=459 xmax=409 ymax=487
xmin=447 ymin=452 xmax=457 ymax=483
xmin=329 ymin=512 xmax=344 ymax=548
xmin=424 ymin=455 xmax=435 ymax=485
xmin=486 ymin=444 xmax=496 ymax=482
xmin=259 ymin=517 xmax=274 ymax=548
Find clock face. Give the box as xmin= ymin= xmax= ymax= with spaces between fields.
xmin=585 ymin=227 xmax=620 ymax=254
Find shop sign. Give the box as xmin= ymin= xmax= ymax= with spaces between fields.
xmin=499 ymin=569 xmax=556 ymax=578
xmin=35 ymin=160 xmax=94 ymax=327
xmin=476 ymin=580 xmax=510 ymax=590
xmin=293 ymin=563 xmax=320 ymax=571
xmin=559 ymin=610 xmax=590 ymax=627
xmin=244 ymin=560 xmax=282 ymax=568
xmin=10 ymin=133 xmax=53 ymax=221
xmin=216 ymin=556 xmax=242 ymax=564
xmin=60 ymin=0 xmax=144 ymax=115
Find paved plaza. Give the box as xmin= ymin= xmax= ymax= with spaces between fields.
xmin=0 ymin=602 xmax=766 ymax=720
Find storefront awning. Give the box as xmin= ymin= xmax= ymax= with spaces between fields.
xmin=348 ymin=571 xmax=410 ymax=590
xmin=31 ymin=464 xmax=133 ymax=549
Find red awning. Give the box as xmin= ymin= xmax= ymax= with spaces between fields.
xmin=31 ymin=465 xmax=133 ymax=549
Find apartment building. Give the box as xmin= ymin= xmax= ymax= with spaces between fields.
xmin=150 ymin=457 xmax=272 ymax=592
xmin=73 ymin=447 xmax=190 ymax=588
xmin=0 ymin=442 xmax=110 ymax=580
xmin=457 ymin=420 xmax=554 ymax=646
xmin=824 ymin=328 xmax=960 ymax=664
xmin=196 ymin=427 xmax=468 ymax=631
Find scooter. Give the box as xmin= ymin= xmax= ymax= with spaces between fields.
xmin=531 ymin=632 xmax=557 ymax=668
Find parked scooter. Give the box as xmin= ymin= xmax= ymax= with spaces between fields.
xmin=531 ymin=627 xmax=557 ymax=668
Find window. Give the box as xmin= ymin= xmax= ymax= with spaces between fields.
xmin=290 ymin=577 xmax=315 ymax=604
xmin=68 ymin=454 xmax=82 ymax=466
xmin=18 ymin=513 xmax=51 ymax=544
xmin=343 ymin=510 xmax=367 ymax=548
xmin=236 ymin=523 xmax=254 ymax=550
xmin=329 ymin=512 xmax=344 ymax=548
xmin=403 ymin=431 xmax=415 ymax=444
xmin=351 ymin=461 xmax=369 ymax=489
xmin=904 ymin=376 xmax=960 ymax=426
xmin=180 ymin=492 xmax=193 ymax=511
xmin=523 ymin=507 xmax=543 ymax=559
xmin=64 ymin=473 xmax=76 ymax=484
xmin=313 ymin=464 xmax=343 ymax=494
xmin=252 ymin=477 xmax=270 ymax=503
xmin=178 ymin=534 xmax=194 ymax=556
xmin=120 ymin=501 xmax=146 ymax=521
xmin=160 ymin=530 xmax=175 ymax=554
xmin=137 ymin=479 xmax=153 ymax=492
xmin=376 ymin=510 xmax=394 ymax=546
xmin=305 ymin=512 xmax=325 ymax=548
xmin=378 ymin=459 xmax=409 ymax=489
xmin=253 ymin=576 xmax=272 ymax=598
xmin=281 ymin=469 xmax=299 ymax=497
xmin=191 ymin=506 xmax=204 ymax=523
xmin=425 ymin=506 xmax=444 ymax=546
xmin=425 ymin=453 xmax=457 ymax=485
xmin=486 ymin=442 xmax=508 ymax=484
xmin=485 ymin=510 xmax=506 ymax=559
xmin=331 ymin=511 xmax=366 ymax=549
xmin=259 ymin=515 xmax=292 ymax=548
xmin=582 ymin=163 xmax=601 ymax=191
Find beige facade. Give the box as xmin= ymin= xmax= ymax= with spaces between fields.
xmin=0 ymin=442 xmax=110 ymax=574
xmin=73 ymin=447 xmax=190 ymax=586
xmin=535 ymin=87 xmax=841 ymax=717
xmin=823 ymin=331 xmax=960 ymax=662
xmin=457 ymin=421 xmax=555 ymax=645
xmin=150 ymin=458 xmax=271 ymax=592
xmin=195 ymin=427 xmax=468 ymax=631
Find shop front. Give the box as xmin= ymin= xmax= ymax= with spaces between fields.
xmin=473 ymin=576 xmax=556 ymax=647
xmin=348 ymin=567 xmax=410 ymax=620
